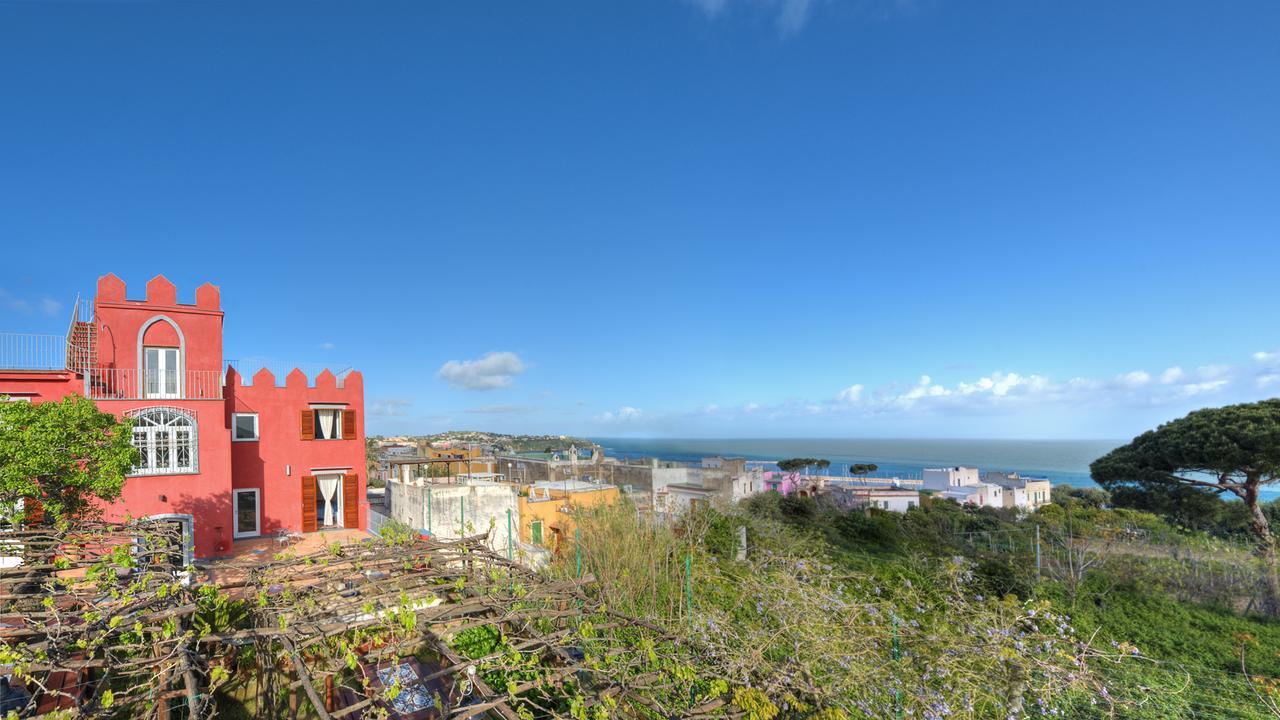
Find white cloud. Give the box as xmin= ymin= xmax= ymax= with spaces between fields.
xmin=1117 ymin=370 xmax=1151 ymax=388
xmin=369 ymin=398 xmax=412 ymax=417
xmin=683 ymin=0 xmax=820 ymax=34
xmin=835 ymin=384 xmax=864 ymax=403
xmin=777 ymin=0 xmax=814 ymax=34
xmin=437 ymin=351 xmax=526 ymax=391
xmin=318 ymin=341 xmax=336 ymax=351
xmin=582 ymin=348 xmax=1280 ymax=433
xmin=1196 ymin=364 xmax=1232 ymax=379
xmin=597 ymin=406 xmax=643 ymax=423
xmin=1176 ymin=380 xmax=1228 ymax=397
xmin=0 ymin=288 xmax=63 ymax=317
xmin=0 ymin=288 xmax=30 ymax=313
xmin=684 ymin=0 xmax=728 ymax=15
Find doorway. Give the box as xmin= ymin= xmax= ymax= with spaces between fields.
xmin=233 ymin=489 xmax=260 ymax=539
xmin=315 ymin=473 xmax=345 ymax=529
xmin=143 ymin=514 xmax=194 ymax=570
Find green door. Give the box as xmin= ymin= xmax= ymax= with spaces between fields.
xmin=531 ymin=520 xmax=543 ymax=546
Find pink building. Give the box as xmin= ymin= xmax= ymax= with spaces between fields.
xmin=0 ymin=274 xmax=367 ymax=560
xmin=762 ymin=471 xmax=799 ymax=496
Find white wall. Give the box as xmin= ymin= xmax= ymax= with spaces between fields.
xmin=388 ymin=479 xmax=519 ymax=553
xmin=922 ymin=467 xmax=981 ymax=490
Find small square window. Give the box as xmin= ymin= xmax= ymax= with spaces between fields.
xmin=233 ymin=413 xmax=259 ymax=441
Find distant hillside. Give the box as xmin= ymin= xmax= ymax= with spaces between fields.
xmin=417 ymin=430 xmax=596 ymax=454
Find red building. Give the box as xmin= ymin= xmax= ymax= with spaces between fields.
xmin=0 ymin=274 xmax=367 ymax=560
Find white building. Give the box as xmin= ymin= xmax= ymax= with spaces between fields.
xmin=829 ymin=486 xmax=921 ymax=513
xmin=922 ymin=466 xmax=981 ymax=491
xmin=982 ymin=472 xmax=1053 ymax=511
xmin=939 ymin=482 xmax=1004 ymax=508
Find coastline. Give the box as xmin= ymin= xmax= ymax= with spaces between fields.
xmin=590 ymin=437 xmax=1280 ymax=500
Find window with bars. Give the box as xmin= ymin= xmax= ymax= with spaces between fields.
xmin=128 ymin=407 xmax=198 ymax=476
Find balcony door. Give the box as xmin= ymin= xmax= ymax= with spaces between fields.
xmin=144 ymin=346 xmax=180 ymax=399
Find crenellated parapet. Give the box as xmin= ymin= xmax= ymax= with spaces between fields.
xmin=95 ymin=273 xmax=221 ymax=310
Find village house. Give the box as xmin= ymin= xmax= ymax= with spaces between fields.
xmin=518 ymin=479 xmax=619 ymax=552
xmin=0 ymin=274 xmax=368 ymax=561
xmin=827 ymin=485 xmax=922 ymax=513
xmin=923 ymin=466 xmax=1004 ymax=507
xmin=982 ymin=471 xmax=1053 ymax=511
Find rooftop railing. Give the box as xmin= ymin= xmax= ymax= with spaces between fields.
xmin=0 ymin=333 xmax=82 ymax=371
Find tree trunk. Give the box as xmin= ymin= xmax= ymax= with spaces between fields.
xmin=1243 ymin=480 xmax=1280 ymax=617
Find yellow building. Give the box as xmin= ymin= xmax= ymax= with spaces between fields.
xmin=517 ymin=480 xmax=619 ymax=553
xmin=422 ymin=447 xmax=494 ymax=477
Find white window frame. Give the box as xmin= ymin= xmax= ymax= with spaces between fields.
xmin=233 ymin=488 xmax=261 ymax=539
xmin=143 ymin=346 xmax=181 ymax=399
xmin=126 ymin=407 xmax=198 ymax=476
xmin=232 ymin=412 xmax=259 ymax=442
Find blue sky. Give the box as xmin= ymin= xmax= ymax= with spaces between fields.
xmin=1 ymin=0 xmax=1278 ymax=440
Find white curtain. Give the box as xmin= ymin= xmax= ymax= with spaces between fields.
xmin=318 ymin=475 xmax=339 ymax=527
xmin=317 ymin=410 xmax=336 ymax=440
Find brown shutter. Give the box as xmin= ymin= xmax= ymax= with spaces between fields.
xmin=342 ymin=474 xmax=359 ymax=529
xmin=300 ymin=476 xmax=317 ymax=533
xmin=300 ymin=410 xmax=315 ymax=441
xmin=24 ymin=497 xmax=44 ymax=526
xmin=342 ymin=410 xmax=356 ymax=440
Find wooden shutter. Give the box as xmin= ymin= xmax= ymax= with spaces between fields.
xmin=342 ymin=410 xmax=356 ymax=440
xmin=24 ymin=497 xmax=44 ymax=526
xmin=300 ymin=410 xmax=315 ymax=440
xmin=300 ymin=476 xmax=317 ymax=533
xmin=342 ymin=474 xmax=359 ymax=528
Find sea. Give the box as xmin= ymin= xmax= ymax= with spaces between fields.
xmin=590 ymin=437 xmax=1280 ymax=500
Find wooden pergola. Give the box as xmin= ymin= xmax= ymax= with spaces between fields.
xmin=1 ymin=522 xmax=735 ymax=720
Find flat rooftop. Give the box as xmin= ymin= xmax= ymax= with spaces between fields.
xmin=531 ymin=479 xmax=612 ymax=493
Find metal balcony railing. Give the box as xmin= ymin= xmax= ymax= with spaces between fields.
xmin=85 ymin=368 xmax=224 ymax=400
xmin=0 ymin=333 xmax=83 ymax=371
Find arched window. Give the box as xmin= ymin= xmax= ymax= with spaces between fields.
xmin=127 ymin=407 xmax=198 ymax=476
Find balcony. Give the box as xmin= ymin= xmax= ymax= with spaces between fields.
xmin=85 ymin=367 xmax=224 ymax=401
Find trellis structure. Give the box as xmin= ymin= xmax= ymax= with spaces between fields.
xmin=216 ymin=532 xmax=733 ymax=720
xmin=0 ymin=519 xmax=206 ymax=719
xmin=0 ymin=523 xmax=735 ymax=720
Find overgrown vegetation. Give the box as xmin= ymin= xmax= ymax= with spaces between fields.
xmin=556 ymin=489 xmax=1280 ymax=719
xmin=557 ymin=501 xmax=1139 ymax=719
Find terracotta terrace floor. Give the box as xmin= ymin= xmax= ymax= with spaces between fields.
xmin=197 ymin=528 xmax=373 ymax=587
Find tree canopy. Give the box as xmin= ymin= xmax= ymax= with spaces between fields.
xmin=850 ymin=462 xmax=880 ymax=476
xmin=776 ymin=458 xmax=827 ymax=473
xmin=1091 ymin=399 xmax=1280 ymax=615
xmin=0 ymin=394 xmax=138 ymax=523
